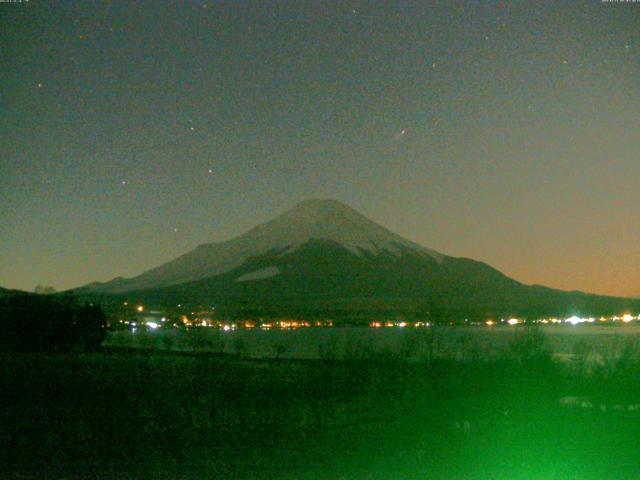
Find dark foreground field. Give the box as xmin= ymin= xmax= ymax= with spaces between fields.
xmin=2 ymin=338 xmax=640 ymax=479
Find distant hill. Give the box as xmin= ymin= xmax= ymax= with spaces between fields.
xmin=77 ymin=200 xmax=640 ymax=321
xmin=0 ymin=287 xmax=28 ymax=298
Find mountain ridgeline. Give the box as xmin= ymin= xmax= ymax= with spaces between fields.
xmin=79 ymin=200 xmax=640 ymax=322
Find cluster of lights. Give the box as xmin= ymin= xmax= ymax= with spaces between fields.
xmin=564 ymin=316 xmax=595 ymax=325
xmin=259 ymin=320 xmax=332 ymax=329
xmin=552 ymin=314 xmax=639 ymax=325
xmin=489 ymin=314 xmax=640 ymax=327
xmin=122 ymin=303 xmax=640 ymax=331
xmin=539 ymin=318 xmax=563 ymax=324
xmin=126 ymin=315 xmax=335 ymax=331
xmin=369 ymin=321 xmax=431 ymax=328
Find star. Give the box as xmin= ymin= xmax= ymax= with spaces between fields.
xmin=208 ymin=169 xmax=213 ymax=174
xmin=121 ymin=180 xmax=127 ymax=185
xmin=37 ymin=83 xmax=43 ymax=88
xmin=190 ymin=126 xmax=195 ymax=131
xmin=394 ymin=129 xmax=407 ymax=140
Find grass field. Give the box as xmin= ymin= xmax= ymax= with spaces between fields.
xmin=3 ymin=331 xmax=640 ymax=479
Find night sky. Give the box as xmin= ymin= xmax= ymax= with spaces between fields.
xmin=1 ymin=1 xmax=638 ymax=297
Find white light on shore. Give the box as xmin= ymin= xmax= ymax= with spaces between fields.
xmin=564 ymin=316 xmax=595 ymax=324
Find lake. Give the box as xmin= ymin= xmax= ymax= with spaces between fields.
xmin=105 ymin=324 xmax=640 ymax=362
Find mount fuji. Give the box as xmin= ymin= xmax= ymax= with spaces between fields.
xmin=79 ymin=200 xmax=640 ymax=320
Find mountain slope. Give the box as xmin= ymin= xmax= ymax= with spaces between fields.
xmin=101 ymin=240 xmax=639 ymax=320
xmin=80 ymin=200 xmax=640 ymax=320
xmin=85 ymin=199 xmax=443 ymax=294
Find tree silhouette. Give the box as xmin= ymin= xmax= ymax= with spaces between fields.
xmin=0 ymin=293 xmax=107 ymax=353
xmin=34 ymin=284 xmax=57 ymax=295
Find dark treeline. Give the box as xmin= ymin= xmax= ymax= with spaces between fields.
xmin=91 ymin=286 xmax=640 ymax=325
xmin=0 ymin=293 xmax=107 ymax=352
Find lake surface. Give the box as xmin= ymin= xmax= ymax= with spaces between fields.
xmin=105 ymin=324 xmax=640 ymax=362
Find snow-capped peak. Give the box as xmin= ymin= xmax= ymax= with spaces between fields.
xmin=244 ymin=199 xmax=442 ymax=259
xmin=86 ymin=199 xmax=443 ymax=293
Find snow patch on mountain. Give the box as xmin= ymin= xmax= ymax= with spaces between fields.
xmin=235 ymin=266 xmax=281 ymax=283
